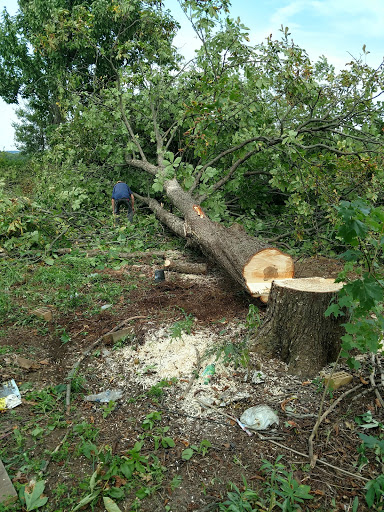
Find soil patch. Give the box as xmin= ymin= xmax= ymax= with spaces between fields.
xmin=1 ymin=257 xmax=381 ymax=511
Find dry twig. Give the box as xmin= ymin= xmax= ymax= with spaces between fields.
xmin=370 ymin=353 xmax=384 ymax=408
xmin=65 ymin=315 xmax=145 ymax=414
xmin=197 ymin=399 xmax=367 ymax=482
xmin=308 ymin=383 xmax=364 ymax=467
xmin=181 ymin=346 xmax=201 ymax=399
xmin=256 ymin=431 xmax=368 ymax=482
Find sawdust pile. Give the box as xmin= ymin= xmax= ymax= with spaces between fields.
xmin=95 ymin=324 xmax=299 ymax=417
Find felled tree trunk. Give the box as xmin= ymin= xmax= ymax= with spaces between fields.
xmin=250 ymin=277 xmax=345 ymax=377
xmin=136 ymin=179 xmax=294 ymax=297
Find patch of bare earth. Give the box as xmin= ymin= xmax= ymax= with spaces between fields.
xmin=1 ymin=257 xmax=381 ymax=511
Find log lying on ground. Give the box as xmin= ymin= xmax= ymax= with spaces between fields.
xmin=185 ymin=220 xmax=294 ymax=298
xmin=138 ymin=181 xmax=295 ymax=299
xmin=250 ymin=277 xmax=345 ymax=377
xmin=164 ymin=259 xmax=207 ymax=275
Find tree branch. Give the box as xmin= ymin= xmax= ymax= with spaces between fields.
xmin=124 ymin=157 xmax=159 ymax=176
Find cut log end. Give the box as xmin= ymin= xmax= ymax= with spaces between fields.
xmin=277 ymin=277 xmax=344 ymax=293
xmin=253 ymin=277 xmax=343 ymax=303
xmin=243 ymin=248 xmax=294 ymax=299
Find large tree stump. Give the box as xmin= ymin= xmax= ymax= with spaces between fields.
xmin=250 ymin=277 xmax=345 ymax=378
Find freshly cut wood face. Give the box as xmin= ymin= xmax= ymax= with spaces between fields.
xmin=243 ymin=248 xmax=294 ymax=295
xmin=245 ymin=279 xmax=288 ymax=297
xmin=247 ymin=276 xmax=344 ymax=303
xmin=277 ymin=277 xmax=344 ymax=293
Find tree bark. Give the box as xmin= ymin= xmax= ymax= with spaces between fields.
xmin=137 ymin=179 xmax=294 ymax=297
xmin=250 ymin=278 xmax=345 ymax=378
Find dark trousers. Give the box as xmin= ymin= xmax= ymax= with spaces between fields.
xmin=114 ymin=198 xmax=133 ymax=222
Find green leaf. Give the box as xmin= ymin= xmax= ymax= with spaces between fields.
xmin=80 ymin=441 xmax=98 ymax=459
xmin=44 ymin=257 xmax=55 ymax=266
xmin=181 ymin=448 xmax=194 ymax=460
xmin=107 ymin=487 xmax=125 ymax=499
xmin=365 ymin=483 xmax=376 ymax=508
xmin=162 ymin=436 xmax=175 ymax=448
xmin=25 ymin=481 xmax=48 ymax=511
xmin=103 ymin=497 xmax=123 ymax=512
xmin=184 ymin=175 xmax=194 ymax=189
xmin=72 ymin=491 xmax=100 ymax=511
xmin=89 ymin=469 xmax=99 ymax=492
xmin=152 ymin=181 xmax=163 ymax=193
xmin=120 ymin=461 xmax=133 ymax=479
xmin=136 ymin=487 xmax=151 ymax=499
xmin=325 ymin=303 xmax=343 ymax=318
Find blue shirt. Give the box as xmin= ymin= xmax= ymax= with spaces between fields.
xmin=112 ymin=182 xmax=132 ymax=200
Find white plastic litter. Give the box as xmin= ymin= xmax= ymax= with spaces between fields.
xmin=0 ymin=379 xmax=22 ymax=410
xmin=100 ymin=304 xmax=112 ymax=311
xmin=240 ymin=405 xmax=279 ymax=430
xmin=84 ymin=389 xmax=123 ymax=403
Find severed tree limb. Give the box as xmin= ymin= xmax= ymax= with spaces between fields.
xmin=164 ymin=259 xmax=207 ymax=275
xmin=65 ymin=315 xmax=145 ymax=414
xmin=308 ymin=383 xmax=364 ymax=467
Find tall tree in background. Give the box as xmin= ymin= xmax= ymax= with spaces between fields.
xmin=1 ymin=0 xmax=383 ymax=291
xmin=0 ymin=0 xmax=178 ymax=152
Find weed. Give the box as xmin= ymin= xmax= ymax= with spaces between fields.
xmin=25 ymin=385 xmax=65 ymax=414
xmin=50 ymin=441 xmax=70 ymax=463
xmin=364 ymin=475 xmax=384 ymax=509
xmin=219 ymin=477 xmax=261 ymax=511
xmin=146 ymin=378 xmax=176 ymax=400
xmin=169 ymin=308 xmax=194 ymax=339
xmin=60 ymin=330 xmax=71 ymax=344
xmin=311 ymin=376 xmax=324 ymax=392
xmin=21 ymin=480 xmax=48 ymax=511
xmin=0 ymin=345 xmax=13 ymax=355
xmin=170 ymin=474 xmax=183 ymax=491
xmin=140 ymin=413 xmax=175 ymax=450
xmin=142 ymin=411 xmax=162 ymax=430
xmin=73 ymin=421 xmax=100 ymax=442
xmin=261 ymin=455 xmax=313 ymax=511
xmin=70 ymin=374 xmax=86 ymax=393
xmin=214 ymin=339 xmax=250 ymax=369
xmin=246 ymin=304 xmax=261 ymax=331
xmin=181 ymin=440 xmax=212 ymax=460
xmin=13 ymin=428 xmax=25 ymax=449
xmin=101 ymin=400 xmax=117 ymax=419
xmin=113 ymin=332 xmax=135 ymax=350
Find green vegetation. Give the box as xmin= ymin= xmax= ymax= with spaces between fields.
xmin=1 ymin=0 xmax=384 ymax=510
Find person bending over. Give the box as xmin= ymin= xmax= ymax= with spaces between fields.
xmin=112 ymin=181 xmax=135 ymax=223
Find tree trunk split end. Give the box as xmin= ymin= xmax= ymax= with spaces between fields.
xmin=243 ymin=248 xmax=294 ymax=300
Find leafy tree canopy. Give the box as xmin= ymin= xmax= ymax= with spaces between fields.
xmin=1 ymin=0 xmax=384 ymax=249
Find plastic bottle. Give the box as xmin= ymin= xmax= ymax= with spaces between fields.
xmin=202 ymin=364 xmax=216 ymax=384
xmin=84 ymin=389 xmax=123 ymax=403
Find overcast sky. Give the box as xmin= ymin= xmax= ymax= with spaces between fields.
xmin=1 ymin=0 xmax=383 ymax=151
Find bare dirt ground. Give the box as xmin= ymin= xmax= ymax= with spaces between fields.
xmin=1 ymin=256 xmax=382 ymax=511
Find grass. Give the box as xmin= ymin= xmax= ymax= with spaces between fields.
xmin=0 ymin=213 xmax=193 ymax=511
xmin=1 ymin=207 xmax=381 ymax=511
